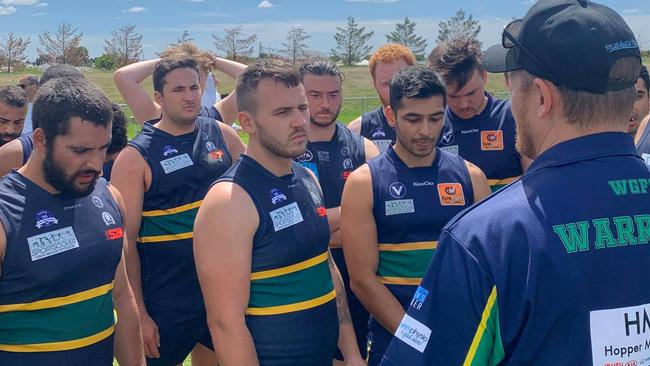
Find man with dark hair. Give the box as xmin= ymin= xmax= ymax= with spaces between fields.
xmin=0 ymin=86 xmax=27 ymax=147
xmin=633 ymin=66 xmax=650 ymax=159
xmin=429 ymin=37 xmax=531 ymax=192
xmin=296 ymin=60 xmax=379 ymax=361
xmin=341 ymin=66 xmax=490 ymax=366
xmin=111 ymin=56 xmax=245 ymax=366
xmin=114 ymin=42 xmax=245 ymax=126
xmin=17 ymin=74 xmax=38 ymax=134
xmin=381 ymin=1 xmax=646 ymax=365
xmin=194 ymin=60 xmax=364 ymax=365
xmin=348 ymin=44 xmax=417 ymax=153
xmin=0 ymin=77 xmax=143 ymax=365
xmin=40 ymin=64 xmax=84 ymax=86
xmin=102 ymin=103 xmax=128 ymax=181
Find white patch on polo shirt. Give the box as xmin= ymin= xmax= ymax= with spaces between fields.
xmin=160 ymin=153 xmax=194 ymax=174
xmin=269 ymin=202 xmax=304 ymax=232
xmin=395 ymin=314 xmax=431 ymax=353
xmin=27 ymin=226 xmax=79 ymax=261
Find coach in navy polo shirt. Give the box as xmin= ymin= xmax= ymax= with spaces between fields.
xmin=381 ymin=0 xmax=649 ymax=365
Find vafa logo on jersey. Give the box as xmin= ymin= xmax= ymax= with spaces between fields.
xmin=296 ymin=150 xmax=313 ymax=162
xmin=35 ymin=210 xmax=58 ymax=229
xmin=389 ymin=182 xmax=406 ymax=199
xmin=163 ymin=145 xmax=179 ymax=157
xmin=270 ymin=188 xmax=287 ymax=205
xmin=372 ymin=128 xmax=386 ymax=138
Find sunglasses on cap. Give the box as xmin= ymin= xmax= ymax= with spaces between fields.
xmin=501 ymin=19 xmax=560 ymax=85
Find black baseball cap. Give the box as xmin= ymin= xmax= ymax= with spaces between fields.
xmin=482 ymin=0 xmax=641 ymax=94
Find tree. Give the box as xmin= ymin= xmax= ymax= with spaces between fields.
xmin=332 ymin=17 xmax=374 ymax=66
xmin=0 ymin=33 xmax=30 ymax=72
xmin=68 ymin=45 xmax=90 ymax=67
xmin=104 ymin=24 xmax=143 ymax=68
xmin=282 ymin=26 xmax=310 ymax=64
xmin=386 ymin=17 xmax=427 ymax=60
xmin=177 ymin=30 xmax=194 ymax=44
xmin=437 ymin=10 xmax=481 ymax=45
xmin=93 ymin=54 xmax=116 ymax=70
xmin=38 ymin=21 xmax=84 ymax=65
xmin=212 ymin=26 xmax=257 ymax=62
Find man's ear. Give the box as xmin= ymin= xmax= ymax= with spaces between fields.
xmin=238 ymin=111 xmax=256 ymax=135
xmin=534 ymin=78 xmax=557 ymax=120
xmin=32 ymin=128 xmax=47 ymax=153
xmin=385 ymin=105 xmax=396 ymax=128
xmin=153 ymin=91 xmax=163 ymax=106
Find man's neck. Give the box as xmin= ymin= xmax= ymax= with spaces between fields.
xmin=245 ymin=141 xmax=293 ymax=177
xmin=309 ymin=122 xmax=337 ymax=142
xmin=536 ymin=118 xmax=627 ymax=158
xmin=393 ymin=141 xmax=436 ymax=168
xmin=156 ymin=116 xmax=196 ymax=136
xmin=18 ymin=157 xmax=59 ymax=195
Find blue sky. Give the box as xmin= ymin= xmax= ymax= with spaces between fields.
xmin=1 ymin=0 xmax=649 ymax=60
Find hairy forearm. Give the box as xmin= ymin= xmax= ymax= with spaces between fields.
xmin=329 ymin=256 xmax=362 ymax=360
xmin=210 ymin=321 xmax=259 ymax=366
xmin=114 ymin=59 xmax=159 ymax=84
xmin=124 ymin=244 xmax=147 ymax=315
xmin=211 ymin=57 xmax=246 ymax=79
xmin=114 ymin=296 xmax=144 ymax=365
xmin=351 ymin=275 xmax=405 ymax=334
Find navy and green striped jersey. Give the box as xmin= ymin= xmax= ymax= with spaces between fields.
xmin=438 ymin=94 xmax=522 ymax=192
xmin=128 ymin=117 xmax=232 ymax=311
xmin=0 ymin=173 xmax=123 ymax=365
xmin=360 ymin=107 xmax=395 ymax=154
xmin=217 ymin=155 xmax=338 ymax=365
xmin=381 ymin=132 xmax=650 ymax=365
xmin=367 ymin=146 xmax=473 ymax=365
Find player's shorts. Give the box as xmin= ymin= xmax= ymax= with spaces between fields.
xmin=145 ymin=302 xmax=213 ymax=366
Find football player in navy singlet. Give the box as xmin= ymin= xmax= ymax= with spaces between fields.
xmin=341 ymin=66 xmax=490 ymax=366
xmin=114 ymin=42 xmax=246 ymax=126
xmin=297 ymin=60 xmax=379 ymax=361
xmin=111 ymin=57 xmax=245 ymax=366
xmin=381 ymin=2 xmax=649 ymax=365
xmin=0 ymin=86 xmax=27 ymax=148
xmin=633 ymin=66 xmax=650 ymax=160
xmin=194 ymin=60 xmax=364 ymax=366
xmin=0 ymin=77 xmax=143 ymax=365
xmin=430 ymin=38 xmax=532 ymax=192
xmin=348 ymin=44 xmax=416 ymax=153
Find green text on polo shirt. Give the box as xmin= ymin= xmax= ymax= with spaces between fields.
xmin=553 ymin=215 xmax=650 ymax=254
xmin=608 ymin=179 xmax=650 ymax=195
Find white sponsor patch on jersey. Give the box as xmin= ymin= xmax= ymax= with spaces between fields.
xmin=269 ymin=202 xmax=304 ymax=232
xmin=590 ymin=303 xmax=650 ymax=365
xmin=160 ymin=153 xmax=194 ymax=174
xmin=385 ymin=199 xmax=415 ymax=216
xmin=28 ymin=226 xmax=79 ymax=261
xmin=395 ymin=314 xmax=431 ymax=353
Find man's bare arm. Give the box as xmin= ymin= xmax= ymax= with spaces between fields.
xmin=194 ymin=182 xmax=259 ymax=366
xmin=114 ymin=59 xmax=161 ymax=125
xmin=341 ymin=165 xmax=405 ymax=334
xmin=210 ymin=56 xmax=247 ymax=125
xmin=348 ymin=117 xmax=362 ymax=134
xmin=363 ymin=137 xmax=380 ymax=160
xmin=110 ymin=146 xmax=160 ymax=359
xmin=465 ymin=161 xmax=491 ymax=203
xmin=0 ymin=139 xmax=25 ymax=177
xmin=109 ymin=186 xmax=145 ymax=366
xmin=218 ymin=122 xmax=246 ymax=161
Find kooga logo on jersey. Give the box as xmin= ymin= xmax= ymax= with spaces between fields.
xmin=413 ymin=181 xmax=435 ymax=187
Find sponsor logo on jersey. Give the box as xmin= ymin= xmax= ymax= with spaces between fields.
xmin=411 ymin=286 xmax=429 ymax=310
xmin=92 ymin=195 xmax=104 ymax=208
xmin=341 ymin=171 xmax=351 ymax=180
xmin=208 ymin=149 xmax=224 ymax=163
xmin=105 ymin=227 xmax=124 ymax=240
xmin=461 ymin=128 xmax=479 ymax=134
xmin=481 ymin=130 xmax=504 ymax=151
xmin=437 ymin=183 xmax=466 ymax=206
xmin=160 ymin=153 xmax=194 ymax=174
xmin=413 ymin=181 xmax=435 ymax=187
xmin=270 ymin=188 xmax=287 ymax=205
xmin=341 ymin=147 xmax=350 ymax=156
xmin=372 ymin=128 xmax=386 ymax=138
xmin=296 ymin=149 xmax=313 ymax=162
xmin=389 ymin=182 xmax=407 ymax=199
xmin=396 ymin=314 xmax=431 ymax=353
xmin=385 ymin=199 xmax=415 ymax=216
xmin=102 ymin=212 xmax=116 ymax=226
xmin=343 ymin=158 xmax=353 ymax=169
xmin=206 ymin=141 xmax=217 ymax=152
xmin=163 ymin=145 xmax=179 ymax=157
xmin=317 ymin=150 xmax=330 ymax=162
xmin=269 ymin=202 xmax=304 ymax=232
xmin=316 ymin=206 xmax=327 ymax=217
xmin=35 ymin=210 xmax=58 ymax=229
xmin=28 ymin=226 xmax=79 ymax=261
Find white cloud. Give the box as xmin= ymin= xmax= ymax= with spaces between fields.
xmin=0 ymin=0 xmax=38 ymax=5
xmin=0 ymin=5 xmax=15 ymax=14
xmin=30 ymin=11 xmax=46 ymax=16
xmin=124 ymin=6 xmax=145 ymax=13
xmin=622 ymin=9 xmax=640 ymax=15
xmin=35 ymin=2 xmax=47 ymax=6
xmin=258 ymin=1 xmax=276 ymax=8
xmin=347 ymin=0 xmax=399 ymax=3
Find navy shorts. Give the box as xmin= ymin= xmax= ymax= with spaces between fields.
xmin=145 ymin=303 xmax=213 ymax=366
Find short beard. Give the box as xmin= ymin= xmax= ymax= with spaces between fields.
xmin=257 ymin=123 xmax=306 ymax=159
xmin=43 ymin=144 xmax=99 ymax=198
